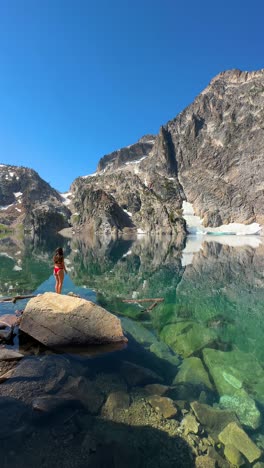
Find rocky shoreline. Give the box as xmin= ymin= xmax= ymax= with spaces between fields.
xmin=1 ymin=307 xmax=264 ymax=467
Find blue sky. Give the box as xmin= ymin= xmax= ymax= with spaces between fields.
xmin=0 ymin=0 xmax=263 ymax=192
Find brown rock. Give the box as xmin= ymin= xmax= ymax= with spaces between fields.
xmin=60 ymin=375 xmax=104 ymax=414
xmin=0 ymin=348 xmax=24 ymax=361
xmin=195 ymin=455 xmax=216 ymax=468
xmin=147 ymin=395 xmax=177 ymax=419
xmin=191 ymin=400 xmax=239 ymax=441
xmin=101 ymin=391 xmax=130 ymax=418
xmin=144 ymin=383 xmax=169 ymax=396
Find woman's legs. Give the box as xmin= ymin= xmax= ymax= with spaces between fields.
xmin=54 ymin=273 xmax=59 ymax=293
xmin=57 ymin=270 xmax=65 ymax=294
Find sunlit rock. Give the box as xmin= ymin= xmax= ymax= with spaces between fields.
xmin=218 ymin=422 xmax=262 ymax=463
xmin=20 ymin=292 xmax=127 ymax=347
xmin=0 ymin=349 xmax=24 ymax=361
xmin=223 ymin=444 xmax=245 ymax=467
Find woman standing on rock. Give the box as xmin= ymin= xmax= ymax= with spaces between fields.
xmin=53 ymin=247 xmax=67 ymax=294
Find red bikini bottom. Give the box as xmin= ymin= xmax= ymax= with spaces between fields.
xmin=54 ymin=266 xmax=64 ymax=275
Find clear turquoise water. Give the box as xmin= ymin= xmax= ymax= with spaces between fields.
xmin=1 ymin=234 xmax=264 ymax=466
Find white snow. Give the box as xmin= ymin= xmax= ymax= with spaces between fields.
xmin=13 ymin=265 xmax=22 ymax=271
xmin=137 ymin=228 xmax=146 ymax=235
xmin=125 ymin=155 xmax=147 ymax=165
xmin=182 ymin=201 xmax=262 ymax=236
xmin=182 ymin=234 xmax=262 ymax=267
xmin=82 ymin=172 xmax=97 ymax=178
xmin=123 ymin=209 xmax=132 ymax=217
xmin=181 ymin=200 xmax=263 ymax=266
xmin=14 ymin=192 xmax=23 ymax=197
xmin=0 ymin=252 xmax=14 ymax=260
xmin=0 ymin=203 xmax=14 ymax=211
xmin=60 ymin=192 xmax=72 ymax=205
xmin=122 ymin=249 xmax=132 ymax=258
xmin=15 ymin=208 xmax=22 ymax=212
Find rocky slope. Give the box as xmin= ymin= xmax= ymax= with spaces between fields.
xmin=0 ymin=165 xmax=70 ymax=238
xmin=148 ymin=69 xmax=264 ymax=227
xmin=68 ymin=69 xmax=264 ymax=236
xmin=68 ymin=132 xmax=186 ymax=236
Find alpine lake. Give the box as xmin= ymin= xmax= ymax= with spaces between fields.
xmin=1 ymin=232 xmax=264 ymax=468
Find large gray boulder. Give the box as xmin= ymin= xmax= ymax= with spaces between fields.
xmin=20 ymin=292 xmax=127 ymax=347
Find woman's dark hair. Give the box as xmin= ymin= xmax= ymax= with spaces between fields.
xmin=53 ymin=247 xmax=64 ymax=264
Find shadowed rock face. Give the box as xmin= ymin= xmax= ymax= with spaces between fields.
xmin=150 ymin=69 xmax=264 ymax=227
xmin=97 ymin=135 xmax=156 ymax=173
xmin=0 ymin=165 xmax=70 ymax=237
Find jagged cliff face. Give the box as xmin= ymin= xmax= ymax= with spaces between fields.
xmin=0 ymin=165 xmax=70 ymax=238
xmin=69 ymin=161 xmax=186 ymax=237
xmin=70 ymin=69 xmax=264 ymax=235
xmin=97 ymin=135 xmax=156 ymax=173
xmin=150 ymin=69 xmax=264 ymax=227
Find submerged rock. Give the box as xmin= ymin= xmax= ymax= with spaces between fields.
xmin=0 ymin=397 xmax=31 ymax=439
xmin=144 ymin=383 xmax=169 ymax=396
xmin=60 ymin=375 xmax=104 ymax=414
xmin=120 ymin=361 xmax=163 ymax=386
xmin=147 ymin=395 xmax=177 ymax=419
xmin=160 ymin=321 xmax=216 ymax=357
xmin=20 ymin=292 xmax=127 ymax=347
xmin=218 ymin=422 xmax=262 ymax=463
xmin=223 ymin=444 xmax=245 ymax=467
xmin=203 ymin=347 xmax=263 ymax=429
xmin=101 ymin=390 xmax=130 ymax=418
xmin=190 ymin=401 xmax=239 ymax=441
xmin=173 ymin=357 xmax=213 ymax=391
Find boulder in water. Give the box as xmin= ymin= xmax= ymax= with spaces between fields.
xmin=20 ymin=292 xmax=127 ymax=347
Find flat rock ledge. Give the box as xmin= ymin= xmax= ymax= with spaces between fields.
xmin=19 ymin=292 xmax=127 ymax=347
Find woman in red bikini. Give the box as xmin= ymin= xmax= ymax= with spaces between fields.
xmin=53 ymin=247 xmax=67 ymax=294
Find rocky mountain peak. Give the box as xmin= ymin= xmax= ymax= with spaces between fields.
xmin=0 ymin=164 xmax=70 ymax=238
xmin=96 ymin=134 xmax=156 ymax=174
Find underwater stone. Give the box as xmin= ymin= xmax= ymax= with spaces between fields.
xmin=219 ymin=422 xmax=262 ymax=463
xmin=147 ymin=395 xmax=177 ymax=419
xmin=224 ymin=444 xmax=245 ymax=467
xmin=203 ymin=347 xmax=263 ymax=429
xmin=190 ymin=401 xmax=239 ymax=441
xmin=173 ymin=356 xmax=213 ymax=390
xmin=219 ymin=393 xmax=261 ymax=430
xmin=160 ymin=321 xmax=216 ymax=357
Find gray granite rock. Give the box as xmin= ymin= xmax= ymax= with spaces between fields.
xmin=20 ymin=292 xmax=127 ymax=346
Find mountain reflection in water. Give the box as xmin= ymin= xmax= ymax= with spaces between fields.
xmin=0 ymin=233 xmax=264 ymax=467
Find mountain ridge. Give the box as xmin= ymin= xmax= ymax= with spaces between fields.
xmin=1 ymin=68 xmax=263 ymax=238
